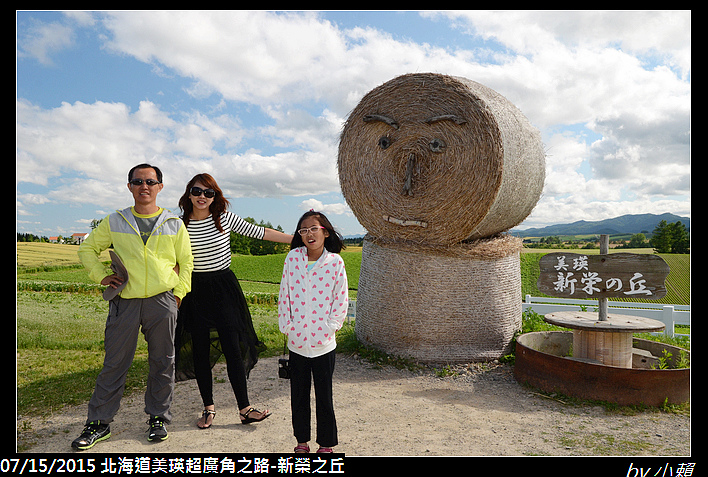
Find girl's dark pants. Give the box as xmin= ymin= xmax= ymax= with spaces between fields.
xmin=289 ymin=349 xmax=337 ymax=448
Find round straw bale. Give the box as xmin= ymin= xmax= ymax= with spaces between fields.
xmin=338 ymin=73 xmax=545 ymax=244
xmin=354 ymin=235 xmax=523 ymax=364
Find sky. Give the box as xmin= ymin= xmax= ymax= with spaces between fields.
xmin=16 ymin=10 xmax=691 ymax=238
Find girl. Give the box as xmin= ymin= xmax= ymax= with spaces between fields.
xmin=176 ymin=173 xmax=292 ymax=428
xmin=278 ymin=211 xmax=348 ymax=454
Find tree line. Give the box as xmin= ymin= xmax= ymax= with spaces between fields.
xmin=20 ymin=219 xmax=690 ymax=255
xmin=230 ymin=218 xmax=291 ymax=255
xmin=19 ymin=217 xmax=291 ymax=256
xmin=523 ymin=220 xmax=689 ymax=254
xmin=649 ymin=220 xmax=689 ymax=254
xmin=17 ymin=233 xmax=51 ymax=242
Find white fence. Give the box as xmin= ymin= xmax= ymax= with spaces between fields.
xmin=523 ymin=295 xmax=690 ymax=338
xmin=345 ymin=296 xmax=689 ymax=338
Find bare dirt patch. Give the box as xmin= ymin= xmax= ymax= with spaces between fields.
xmin=19 ymin=355 xmax=690 ymax=456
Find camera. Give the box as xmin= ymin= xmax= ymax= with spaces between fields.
xmin=278 ymin=358 xmax=290 ymax=379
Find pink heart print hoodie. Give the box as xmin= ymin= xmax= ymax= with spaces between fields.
xmin=278 ymin=246 xmax=349 ymax=358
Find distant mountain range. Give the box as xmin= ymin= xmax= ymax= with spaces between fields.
xmin=511 ymin=213 xmax=690 ymax=238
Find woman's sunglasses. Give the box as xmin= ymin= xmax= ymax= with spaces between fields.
xmin=190 ymin=186 xmax=216 ymax=198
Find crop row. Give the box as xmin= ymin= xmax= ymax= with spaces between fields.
xmin=18 ymin=250 xmax=689 ymax=306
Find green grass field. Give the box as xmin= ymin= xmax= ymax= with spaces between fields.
xmin=18 ymin=242 xmax=688 ymax=305
xmin=16 ymin=242 xmax=690 ymax=425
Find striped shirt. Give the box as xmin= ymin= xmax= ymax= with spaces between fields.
xmin=186 ymin=211 xmax=265 ymax=272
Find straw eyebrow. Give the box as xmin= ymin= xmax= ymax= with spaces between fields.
xmin=363 ymin=114 xmax=399 ymax=130
xmin=424 ymin=114 xmax=467 ymax=125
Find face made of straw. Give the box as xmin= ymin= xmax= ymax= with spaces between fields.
xmin=363 ymin=113 xmax=468 ymax=201
xmin=349 ymin=111 xmax=500 ymax=243
xmin=339 ymin=73 xmax=545 ymax=245
xmin=338 ymin=74 xmax=505 ymax=244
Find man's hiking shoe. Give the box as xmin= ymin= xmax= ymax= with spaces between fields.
xmin=147 ymin=416 xmax=168 ymax=442
xmin=71 ymin=421 xmax=111 ymax=450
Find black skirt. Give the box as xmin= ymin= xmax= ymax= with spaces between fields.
xmin=175 ymin=269 xmax=266 ymax=382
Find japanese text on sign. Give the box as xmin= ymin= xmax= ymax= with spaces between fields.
xmin=552 ymin=255 xmax=650 ymax=296
xmin=537 ymin=252 xmax=669 ymax=300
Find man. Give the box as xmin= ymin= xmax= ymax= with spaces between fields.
xmin=72 ymin=164 xmax=193 ymax=450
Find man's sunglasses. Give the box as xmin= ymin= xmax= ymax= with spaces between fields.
xmin=129 ymin=178 xmax=162 ymax=186
xmin=190 ymin=186 xmax=216 ymax=198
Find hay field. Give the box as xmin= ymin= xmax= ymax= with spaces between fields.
xmin=17 ymin=242 xmax=110 ymax=268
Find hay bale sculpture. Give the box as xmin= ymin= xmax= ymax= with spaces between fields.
xmin=338 ymin=73 xmax=545 ymax=364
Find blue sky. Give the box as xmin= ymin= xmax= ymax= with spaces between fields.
xmin=17 ymin=11 xmax=690 ymax=238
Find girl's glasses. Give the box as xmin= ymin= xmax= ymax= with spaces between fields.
xmin=298 ymin=226 xmax=325 ymax=236
xmin=190 ymin=187 xmax=216 ymax=198
xmin=129 ymin=178 xmax=161 ymax=186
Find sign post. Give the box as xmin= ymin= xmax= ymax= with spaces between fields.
xmin=598 ymin=235 xmax=608 ymax=321
xmin=536 ymin=235 xmax=669 ymax=368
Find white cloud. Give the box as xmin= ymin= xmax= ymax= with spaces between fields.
xmin=17 ymin=19 xmax=75 ymax=66
xmin=16 ymin=11 xmax=690 ymax=233
xmin=16 ymin=99 xmax=171 ymax=185
xmin=542 ymin=132 xmax=590 ymax=196
xmin=425 ymin=11 xmax=690 ymax=74
xmin=521 ymin=195 xmax=692 ymax=231
xmin=420 ymin=11 xmax=691 ymax=212
xmin=100 ymin=11 xmax=351 ymax=107
xmin=299 ymin=199 xmax=351 ymax=216
xmin=15 ymin=94 xmax=344 ymax=217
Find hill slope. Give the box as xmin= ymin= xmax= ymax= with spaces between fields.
xmin=512 ymin=213 xmax=690 ymax=237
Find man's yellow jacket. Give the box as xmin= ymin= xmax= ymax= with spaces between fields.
xmin=79 ymin=207 xmax=193 ymax=300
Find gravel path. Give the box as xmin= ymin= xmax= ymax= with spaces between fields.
xmin=19 ymin=354 xmax=690 ymax=456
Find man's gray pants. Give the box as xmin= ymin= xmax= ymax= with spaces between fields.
xmin=86 ymin=291 xmax=178 ymax=425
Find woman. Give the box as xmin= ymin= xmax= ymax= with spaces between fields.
xmin=176 ymin=173 xmax=292 ymax=428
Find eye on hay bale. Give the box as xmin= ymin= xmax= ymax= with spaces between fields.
xmin=354 ymin=234 xmax=523 ymax=364
xmin=338 ymin=73 xmax=545 ymax=245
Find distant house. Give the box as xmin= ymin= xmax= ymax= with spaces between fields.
xmin=48 ymin=236 xmax=61 ymax=243
xmin=71 ymin=233 xmax=89 ymax=244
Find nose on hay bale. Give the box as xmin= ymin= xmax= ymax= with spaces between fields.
xmin=338 ymin=72 xmax=545 ymax=245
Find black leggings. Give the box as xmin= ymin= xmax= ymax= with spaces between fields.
xmin=191 ymin=323 xmax=250 ymax=410
xmin=289 ymin=350 xmax=337 ymax=447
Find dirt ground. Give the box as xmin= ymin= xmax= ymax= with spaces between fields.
xmin=18 ymin=354 xmax=690 ymax=457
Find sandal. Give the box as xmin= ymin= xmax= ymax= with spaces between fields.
xmin=294 ymin=444 xmax=310 ymax=453
xmin=197 ymin=409 xmax=216 ymax=429
xmin=316 ymin=447 xmax=334 ymax=453
xmin=240 ymin=407 xmax=271 ymax=424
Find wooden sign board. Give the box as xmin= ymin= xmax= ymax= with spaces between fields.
xmin=538 ymin=253 xmax=669 ymax=300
